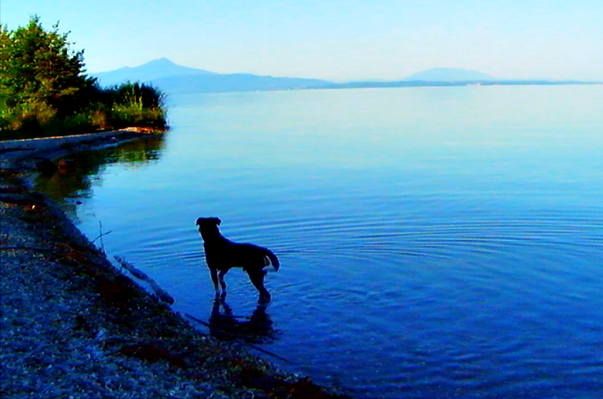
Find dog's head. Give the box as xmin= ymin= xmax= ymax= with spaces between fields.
xmin=196 ymin=217 xmax=222 ymax=238
xmin=196 ymin=217 xmax=221 ymax=227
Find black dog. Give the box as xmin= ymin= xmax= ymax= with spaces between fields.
xmin=196 ymin=217 xmax=280 ymax=303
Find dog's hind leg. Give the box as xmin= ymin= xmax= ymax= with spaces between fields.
xmin=247 ymin=269 xmax=271 ymax=304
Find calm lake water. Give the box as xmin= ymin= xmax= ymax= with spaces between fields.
xmin=37 ymin=85 xmax=603 ymax=398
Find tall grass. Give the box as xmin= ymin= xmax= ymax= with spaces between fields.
xmin=104 ymin=82 xmax=167 ymax=129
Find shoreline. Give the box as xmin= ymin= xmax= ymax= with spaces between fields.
xmin=0 ymin=131 xmax=353 ymax=399
xmin=0 ymin=129 xmax=162 ymax=170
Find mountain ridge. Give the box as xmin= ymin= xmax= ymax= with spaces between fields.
xmin=90 ymin=59 xmax=600 ymax=93
xmin=93 ymin=58 xmax=216 ymax=86
xmin=92 ymin=59 xmax=497 ymax=85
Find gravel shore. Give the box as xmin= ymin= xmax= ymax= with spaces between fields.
xmin=0 ymin=132 xmax=353 ymax=399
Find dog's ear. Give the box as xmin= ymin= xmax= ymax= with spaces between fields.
xmin=213 ymin=217 xmax=222 ymax=226
xmin=195 ymin=218 xmax=202 ymax=226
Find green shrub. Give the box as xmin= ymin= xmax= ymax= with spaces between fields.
xmin=105 ymin=82 xmax=167 ymax=129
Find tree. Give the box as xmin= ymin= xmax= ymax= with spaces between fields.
xmin=1 ymin=16 xmax=167 ymax=139
xmin=0 ymin=16 xmax=97 ymax=133
xmin=0 ymin=25 xmax=13 ymax=131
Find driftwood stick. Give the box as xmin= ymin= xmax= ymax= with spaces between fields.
xmin=184 ymin=312 xmax=211 ymax=327
xmin=91 ymin=221 xmax=111 ymax=254
xmin=114 ymin=256 xmax=175 ymax=304
xmin=91 ymin=229 xmax=112 ymax=244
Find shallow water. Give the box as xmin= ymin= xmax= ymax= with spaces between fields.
xmin=38 ymin=85 xmax=603 ymax=398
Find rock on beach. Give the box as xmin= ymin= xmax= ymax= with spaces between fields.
xmin=0 ymin=131 xmax=353 ymax=399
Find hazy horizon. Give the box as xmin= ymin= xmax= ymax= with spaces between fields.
xmin=3 ymin=0 xmax=602 ymax=81
xmin=94 ymin=58 xmax=499 ymax=81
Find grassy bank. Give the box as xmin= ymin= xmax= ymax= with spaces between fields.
xmin=1 ymin=82 xmax=168 ymax=140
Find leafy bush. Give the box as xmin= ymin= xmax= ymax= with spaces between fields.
xmin=107 ymin=82 xmax=166 ymax=110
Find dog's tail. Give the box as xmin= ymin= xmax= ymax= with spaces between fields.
xmin=262 ymin=249 xmax=280 ymax=272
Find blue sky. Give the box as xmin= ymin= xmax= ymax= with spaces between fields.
xmin=2 ymin=0 xmax=602 ymax=80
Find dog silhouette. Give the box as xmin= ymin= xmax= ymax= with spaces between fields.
xmin=196 ymin=217 xmax=279 ymax=303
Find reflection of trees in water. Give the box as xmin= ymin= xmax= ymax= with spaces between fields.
xmin=106 ymin=135 xmax=166 ymax=165
xmin=34 ymin=136 xmax=166 ymax=219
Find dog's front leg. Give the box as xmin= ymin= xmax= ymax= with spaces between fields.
xmin=209 ymin=268 xmax=221 ymax=293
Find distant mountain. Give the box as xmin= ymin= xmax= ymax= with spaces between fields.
xmin=92 ymin=59 xmax=598 ymax=93
xmin=151 ymin=73 xmax=330 ymax=93
xmin=325 ymin=79 xmax=601 ymax=91
xmin=403 ymin=68 xmax=495 ymax=81
xmin=92 ymin=58 xmax=216 ymax=86
xmin=92 ymin=58 xmax=331 ymax=92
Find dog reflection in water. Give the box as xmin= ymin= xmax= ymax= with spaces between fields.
xmin=196 ymin=217 xmax=280 ymax=304
xmin=209 ymin=296 xmax=278 ymax=343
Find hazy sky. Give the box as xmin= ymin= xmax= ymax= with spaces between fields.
xmin=2 ymin=0 xmax=602 ymax=80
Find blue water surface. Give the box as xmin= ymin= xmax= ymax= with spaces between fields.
xmin=42 ymin=85 xmax=603 ymax=398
